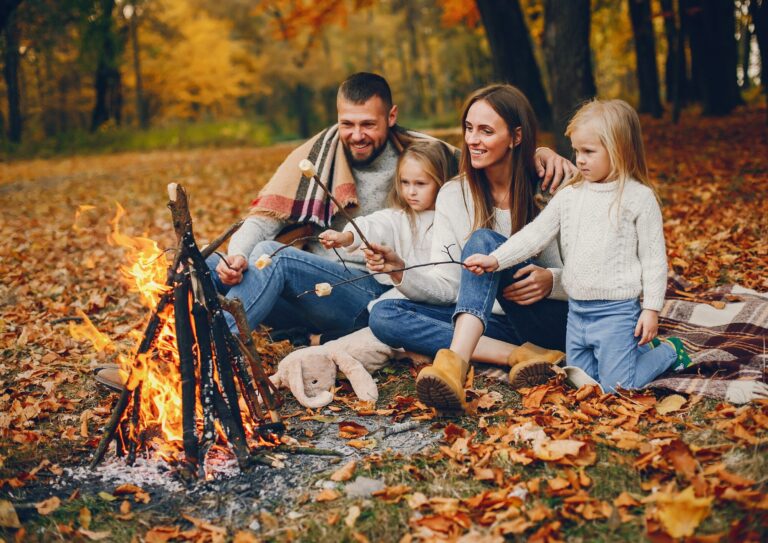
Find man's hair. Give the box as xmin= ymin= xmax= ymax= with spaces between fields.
xmin=338 ymin=72 xmax=393 ymax=110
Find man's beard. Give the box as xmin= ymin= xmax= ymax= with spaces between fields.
xmin=343 ymin=139 xmax=387 ymax=168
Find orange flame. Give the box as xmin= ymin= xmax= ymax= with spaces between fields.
xmin=68 ymin=309 xmax=114 ymax=353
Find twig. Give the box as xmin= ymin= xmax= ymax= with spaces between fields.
xmin=273 ymin=444 xmax=343 ymax=457
xmin=300 ymin=162 xmax=372 ymax=250
xmin=296 ymin=259 xmax=466 ymax=298
xmin=201 ymin=220 xmax=244 ymax=259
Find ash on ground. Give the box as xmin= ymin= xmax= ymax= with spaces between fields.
xmin=41 ymin=409 xmax=440 ymax=526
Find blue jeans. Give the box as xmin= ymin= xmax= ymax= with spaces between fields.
xmin=369 ymin=229 xmax=568 ymax=356
xmin=207 ymin=241 xmax=390 ymax=333
xmin=567 ymin=298 xmax=676 ymax=392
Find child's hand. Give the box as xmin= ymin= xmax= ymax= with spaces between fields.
xmin=319 ymin=229 xmax=353 ymax=249
xmin=363 ymin=242 xmax=405 ymax=274
xmin=634 ymin=309 xmax=659 ymax=345
xmin=463 ymin=254 xmax=499 ymax=275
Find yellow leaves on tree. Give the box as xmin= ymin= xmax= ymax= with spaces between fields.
xmin=131 ymin=0 xmax=261 ymax=121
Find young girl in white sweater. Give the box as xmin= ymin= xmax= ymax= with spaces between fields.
xmin=319 ymin=140 xmax=450 ymax=305
xmin=465 ymin=99 xmax=690 ymax=392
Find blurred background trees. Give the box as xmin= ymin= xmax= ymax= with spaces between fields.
xmin=0 ymin=0 xmax=764 ymax=154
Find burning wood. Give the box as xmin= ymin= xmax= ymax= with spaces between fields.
xmin=89 ymin=184 xmax=288 ymax=477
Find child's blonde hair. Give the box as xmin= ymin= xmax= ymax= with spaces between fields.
xmin=389 ymin=140 xmax=452 ymax=229
xmin=565 ymin=99 xmax=660 ymax=213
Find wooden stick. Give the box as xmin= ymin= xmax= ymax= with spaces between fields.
xmin=200 ymin=220 xmax=244 ymax=259
xmin=299 ymin=165 xmax=372 ymax=250
xmin=173 ymin=272 xmax=200 ymax=470
xmin=127 ymin=385 xmax=141 ymax=465
xmin=191 ymin=301 xmax=216 ymax=463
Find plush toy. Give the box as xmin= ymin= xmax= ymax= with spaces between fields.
xmin=269 ymin=327 xmax=396 ymax=408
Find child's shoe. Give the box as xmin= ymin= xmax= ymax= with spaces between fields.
xmin=563 ymin=366 xmax=604 ymax=393
xmin=416 ymin=349 xmax=469 ymax=412
xmin=507 ymin=342 xmax=565 ymax=389
xmin=662 ymin=337 xmax=692 ymax=371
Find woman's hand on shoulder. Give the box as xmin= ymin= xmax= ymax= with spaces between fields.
xmin=463 ymin=254 xmax=499 ymax=275
xmin=534 ymin=147 xmax=578 ymax=193
xmin=501 ymin=264 xmax=553 ymax=305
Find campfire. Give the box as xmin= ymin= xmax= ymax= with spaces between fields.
xmin=82 ymin=184 xmax=293 ymax=478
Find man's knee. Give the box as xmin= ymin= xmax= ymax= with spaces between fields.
xmin=461 ymin=228 xmax=504 ymax=257
xmin=249 ymin=240 xmax=283 ymax=262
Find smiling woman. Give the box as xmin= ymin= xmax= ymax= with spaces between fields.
xmin=368 ymin=83 xmax=572 ymax=412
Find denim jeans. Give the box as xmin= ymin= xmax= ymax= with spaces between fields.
xmin=566 ymin=298 xmax=676 ymax=392
xmin=207 ymin=241 xmax=390 ymax=333
xmin=369 ymin=229 xmax=568 ymax=356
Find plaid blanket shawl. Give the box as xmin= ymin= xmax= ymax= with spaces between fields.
xmin=249 ymin=124 xmax=456 ymax=228
xmin=479 ymin=275 xmax=767 ymax=401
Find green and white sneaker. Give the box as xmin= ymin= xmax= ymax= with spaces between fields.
xmin=661 ymin=337 xmax=692 ymax=371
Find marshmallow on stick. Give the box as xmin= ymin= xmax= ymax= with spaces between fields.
xmin=298 ymin=159 xmax=372 ymax=250
xmin=254 ymin=254 xmax=272 ymax=270
xmin=315 ymin=282 xmax=333 ymax=297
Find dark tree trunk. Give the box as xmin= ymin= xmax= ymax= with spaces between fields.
xmin=90 ymin=0 xmax=122 ymax=132
xmin=476 ymin=0 xmax=553 ymax=130
xmin=2 ymin=13 xmax=22 ymax=143
xmin=543 ymin=0 xmax=597 ymax=156
xmin=686 ymin=0 xmax=742 ymax=116
xmin=680 ymin=0 xmax=701 ymax=102
xmin=294 ymin=83 xmax=311 ymax=139
xmin=740 ymin=13 xmax=752 ymax=88
xmin=0 ymin=0 xmax=22 ymax=33
xmin=752 ymin=0 xmax=768 ymax=89
xmin=661 ymin=0 xmax=690 ymax=108
xmin=628 ymin=0 xmax=663 ymax=117
xmin=128 ymin=10 xmax=148 ymax=129
xmin=404 ymin=2 xmax=426 ymax=117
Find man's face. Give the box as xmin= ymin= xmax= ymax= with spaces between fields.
xmin=337 ymin=96 xmax=397 ymax=167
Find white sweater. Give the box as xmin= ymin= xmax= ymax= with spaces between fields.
xmin=344 ymin=208 xmax=434 ymax=286
xmin=395 ymin=180 xmax=567 ymax=314
xmin=489 ymin=179 xmax=667 ymax=311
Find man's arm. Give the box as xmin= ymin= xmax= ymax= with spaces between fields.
xmin=216 ymin=216 xmax=286 ymax=286
xmin=534 ymin=147 xmax=578 ymax=193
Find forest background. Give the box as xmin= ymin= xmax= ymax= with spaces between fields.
xmin=1 ymin=0 xmax=766 ymax=159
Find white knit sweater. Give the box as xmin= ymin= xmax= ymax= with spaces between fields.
xmin=489 ymin=179 xmax=668 ymax=311
xmin=395 ymin=180 xmax=567 ymax=313
xmin=344 ymin=208 xmax=435 ymax=287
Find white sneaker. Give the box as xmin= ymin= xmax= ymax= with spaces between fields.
xmin=563 ymin=366 xmax=604 ymax=393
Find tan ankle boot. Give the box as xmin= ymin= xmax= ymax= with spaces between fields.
xmin=507 ymin=342 xmax=565 ymax=390
xmin=416 ymin=349 xmax=469 ymax=411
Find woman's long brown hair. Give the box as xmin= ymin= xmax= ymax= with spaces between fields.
xmin=459 ymin=84 xmax=540 ymax=235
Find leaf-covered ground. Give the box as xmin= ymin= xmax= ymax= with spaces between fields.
xmin=0 ymin=105 xmax=766 ymax=542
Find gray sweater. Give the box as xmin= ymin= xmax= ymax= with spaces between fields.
xmin=228 ymin=142 xmax=399 ymax=268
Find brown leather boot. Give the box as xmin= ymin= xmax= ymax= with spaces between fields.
xmin=507 ymin=342 xmax=565 ymax=389
xmin=416 ymin=349 xmax=469 ymax=412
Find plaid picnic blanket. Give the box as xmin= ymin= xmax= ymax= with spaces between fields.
xmin=479 ymin=275 xmax=768 ymax=401
xmin=647 ymin=275 xmax=767 ymax=399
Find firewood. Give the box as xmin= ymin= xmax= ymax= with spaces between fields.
xmin=173 ymin=272 xmax=200 ymax=469
xmin=191 ymin=301 xmax=216 ymax=462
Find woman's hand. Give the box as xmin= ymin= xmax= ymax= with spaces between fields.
xmin=216 ymin=254 xmax=248 ymax=286
xmin=463 ymin=254 xmax=499 ymax=275
xmin=501 ymin=264 xmax=553 ymax=305
xmin=634 ymin=309 xmax=659 ymax=346
xmin=534 ymin=147 xmax=578 ymax=193
xmin=319 ymin=229 xmax=353 ymax=249
xmin=364 ymin=242 xmax=405 ymax=282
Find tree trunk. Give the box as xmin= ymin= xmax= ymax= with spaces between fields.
xmin=752 ymin=0 xmax=767 ymax=89
xmin=543 ymin=0 xmax=597 ymax=156
xmin=404 ymin=2 xmax=426 ymax=117
xmin=476 ymin=0 xmax=553 ymax=130
xmin=90 ymin=0 xmax=122 ymax=132
xmin=0 ymin=0 xmax=22 ymax=33
xmin=628 ymin=0 xmax=663 ymax=117
xmin=686 ymin=0 xmax=742 ymax=116
xmin=661 ymin=0 xmax=690 ymax=109
xmin=128 ymin=10 xmax=148 ymax=129
xmin=294 ymin=83 xmax=311 ymax=139
xmin=2 ymin=13 xmax=22 ymax=143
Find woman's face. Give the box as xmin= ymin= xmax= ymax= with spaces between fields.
xmin=464 ymin=100 xmax=515 ymax=172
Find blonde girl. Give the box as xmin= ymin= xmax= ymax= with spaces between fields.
xmin=466 ymin=99 xmax=690 ymax=393
xmin=319 ymin=140 xmax=453 ymax=304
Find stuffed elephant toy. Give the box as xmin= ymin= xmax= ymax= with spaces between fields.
xmin=269 ymin=327 xmax=396 ymax=408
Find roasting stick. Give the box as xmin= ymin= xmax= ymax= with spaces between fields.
xmin=298 ymin=159 xmax=372 ymax=251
